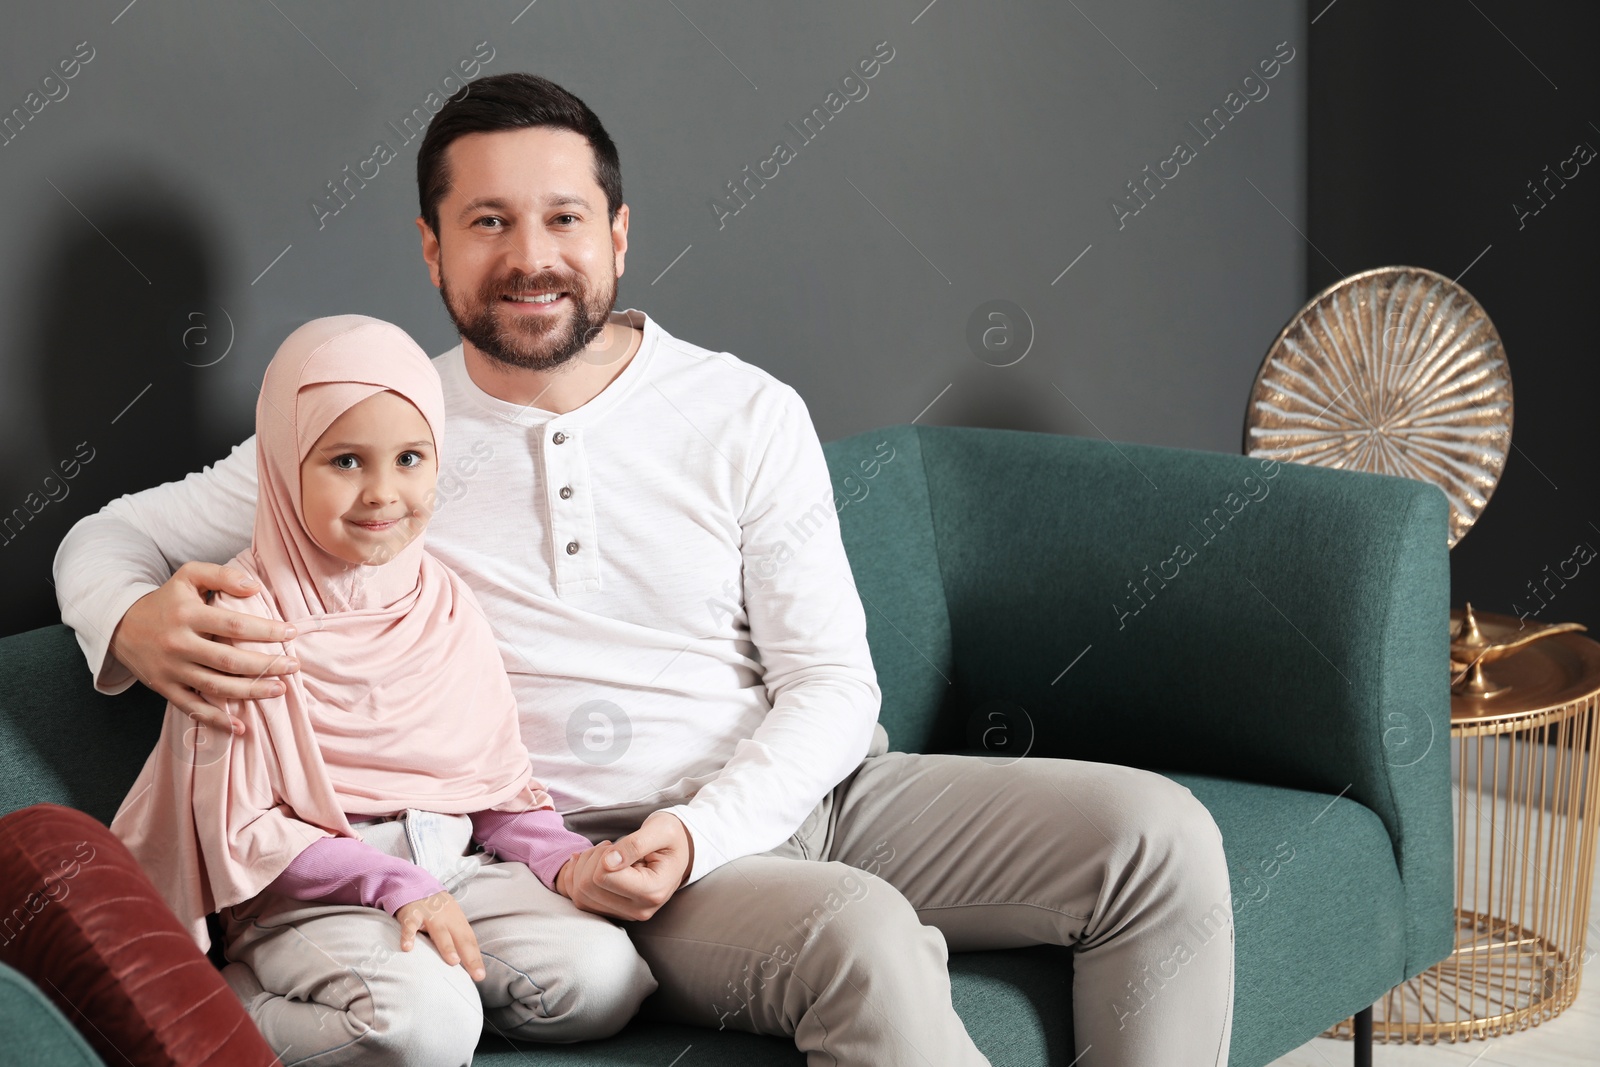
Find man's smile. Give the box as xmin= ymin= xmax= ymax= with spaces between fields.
xmin=502 ymin=291 xmax=568 ymax=313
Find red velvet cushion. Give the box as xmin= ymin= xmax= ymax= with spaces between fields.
xmin=0 ymin=803 xmax=277 ymax=1066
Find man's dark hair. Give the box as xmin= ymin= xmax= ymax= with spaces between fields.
xmin=416 ymin=72 xmax=623 ymax=236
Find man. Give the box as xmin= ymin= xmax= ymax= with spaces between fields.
xmin=55 ymin=73 xmax=1235 ymax=1066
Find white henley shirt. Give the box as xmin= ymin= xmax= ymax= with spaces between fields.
xmin=51 ymin=307 xmax=882 ymax=885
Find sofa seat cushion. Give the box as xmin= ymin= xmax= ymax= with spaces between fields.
xmin=1168 ymin=773 xmax=1408 ymax=1066
xmin=471 ymin=946 xmax=1074 ymax=1065
xmin=464 ymin=772 xmax=1403 ymax=1067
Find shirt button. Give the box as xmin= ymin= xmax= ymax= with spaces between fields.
xmin=552 ymin=431 xmax=567 ymax=445
xmin=559 ymin=486 xmax=573 ymax=499
xmin=565 ymin=540 xmax=580 ymax=555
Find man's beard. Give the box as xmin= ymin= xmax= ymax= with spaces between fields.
xmin=439 ymin=265 xmax=618 ymax=373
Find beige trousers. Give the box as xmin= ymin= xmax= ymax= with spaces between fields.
xmin=217 ymin=810 xmax=657 ymax=1066
xmin=565 ymin=722 xmax=1236 ymax=1067
xmin=221 ymin=723 xmax=1235 ymax=1067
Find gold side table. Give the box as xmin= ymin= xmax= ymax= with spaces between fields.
xmin=1330 ymin=607 xmax=1600 ymax=1043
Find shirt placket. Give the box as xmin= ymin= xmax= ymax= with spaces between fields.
xmin=544 ymin=422 xmax=601 ymax=595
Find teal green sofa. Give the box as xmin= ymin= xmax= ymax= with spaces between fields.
xmin=0 ymin=424 xmax=1454 ymax=1065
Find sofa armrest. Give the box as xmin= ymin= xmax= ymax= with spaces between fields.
xmin=0 ymin=961 xmax=105 ymax=1067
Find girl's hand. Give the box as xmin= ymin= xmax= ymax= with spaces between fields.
xmin=395 ymin=891 xmax=485 ymax=981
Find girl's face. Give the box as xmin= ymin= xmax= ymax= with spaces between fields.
xmin=299 ymin=390 xmax=437 ymax=566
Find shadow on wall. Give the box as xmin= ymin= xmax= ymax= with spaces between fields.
xmin=2 ymin=170 xmax=216 ymax=639
xmin=937 ymin=363 xmax=1086 ymax=437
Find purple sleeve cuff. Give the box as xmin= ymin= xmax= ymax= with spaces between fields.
xmin=268 ymin=835 xmax=446 ymax=916
xmin=470 ymin=808 xmax=593 ymax=892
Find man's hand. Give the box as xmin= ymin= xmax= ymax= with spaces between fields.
xmin=555 ymin=811 xmax=695 ymax=921
xmin=108 ymin=561 xmax=301 ymax=734
xmin=395 ymin=890 xmax=486 ymax=981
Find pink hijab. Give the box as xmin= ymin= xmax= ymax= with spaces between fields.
xmin=112 ymin=315 xmax=550 ymax=952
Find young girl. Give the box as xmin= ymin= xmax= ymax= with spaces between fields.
xmin=111 ymin=314 xmax=656 ymax=1064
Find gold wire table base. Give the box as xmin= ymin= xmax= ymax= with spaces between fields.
xmin=1324 ymin=910 xmax=1582 ymax=1043
xmin=1325 ymin=615 xmax=1600 ymax=1045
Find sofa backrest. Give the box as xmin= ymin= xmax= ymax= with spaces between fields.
xmin=0 ymin=625 xmax=165 ymax=823
xmin=820 ymin=425 xmax=954 ymax=753
xmin=827 ymin=422 xmax=1449 ymax=788
xmin=5 ymin=425 xmax=1449 ymax=859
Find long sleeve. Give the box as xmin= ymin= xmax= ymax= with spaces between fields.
xmin=266 ymin=835 xmax=446 ymax=915
xmin=52 ymin=436 xmax=260 ymax=695
xmin=470 ymin=807 xmax=592 ymax=892
xmin=657 ymin=387 xmax=882 ymax=884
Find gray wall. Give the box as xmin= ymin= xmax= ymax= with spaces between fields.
xmin=1 ymin=0 xmax=1305 ymax=636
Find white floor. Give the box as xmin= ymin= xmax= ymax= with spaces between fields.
xmin=1268 ymin=795 xmax=1600 ymax=1067
xmin=1267 ymin=979 xmax=1598 ymax=1067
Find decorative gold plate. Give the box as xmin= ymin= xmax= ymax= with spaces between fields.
xmin=1243 ymin=266 xmax=1513 ymax=547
